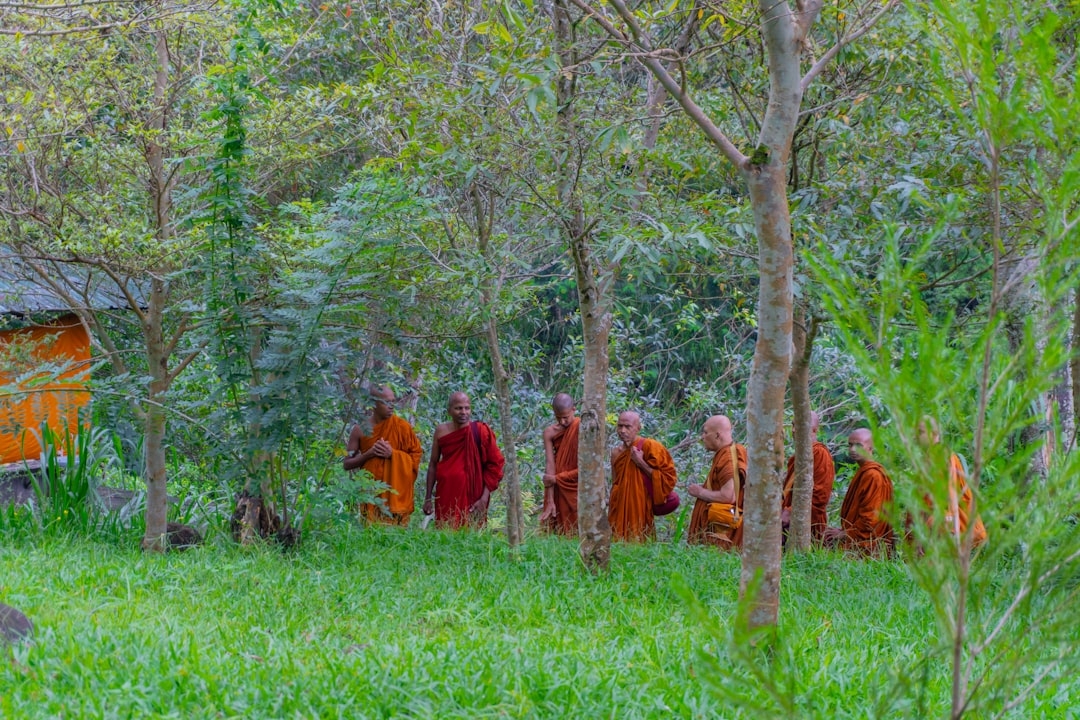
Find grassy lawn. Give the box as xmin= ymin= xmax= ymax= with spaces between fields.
xmin=0 ymin=527 xmax=1065 ymax=718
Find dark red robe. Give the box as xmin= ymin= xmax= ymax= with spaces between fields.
xmin=433 ymin=421 xmax=505 ymax=528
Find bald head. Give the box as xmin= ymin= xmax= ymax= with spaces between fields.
xmin=701 ymin=415 xmax=733 ymax=452
xmin=370 ymin=384 xmax=396 ymax=421
xmin=551 ymin=393 xmax=576 ymax=428
xmin=616 ymin=411 xmax=641 ymax=446
xmin=848 ymin=428 xmax=873 ymax=463
xmin=810 ymin=410 xmax=820 ymax=435
xmin=447 ymin=392 xmax=472 ymax=428
xmin=917 ymin=415 xmax=940 ymax=446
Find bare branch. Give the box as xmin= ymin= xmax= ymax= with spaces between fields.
xmin=801 ymin=0 xmax=901 ymax=93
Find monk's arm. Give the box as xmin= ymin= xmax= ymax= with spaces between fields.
xmin=646 ymin=443 xmax=678 ymax=497
xmin=403 ymin=427 xmax=423 ymax=473
xmin=482 ymin=427 xmax=506 ymax=491
xmin=690 ymin=480 xmax=733 ymax=504
xmin=422 ymin=433 xmax=441 ymax=513
xmin=343 ymin=426 xmax=372 ymax=471
xmin=847 ymin=477 xmax=889 ymax=541
xmin=542 ymin=425 xmax=558 ymax=484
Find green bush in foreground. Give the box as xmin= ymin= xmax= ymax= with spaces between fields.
xmin=0 ymin=529 xmax=1074 ymax=718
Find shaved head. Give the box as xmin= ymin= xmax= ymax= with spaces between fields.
xmin=810 ymin=410 xmax=820 ymax=434
xmin=918 ymin=415 xmax=940 ymax=446
xmin=552 ymin=393 xmax=575 ymax=413
xmin=370 ymin=384 xmax=394 ymax=402
xmin=448 ymin=391 xmax=470 ymax=409
xmin=616 ymin=411 xmax=642 ymax=446
xmin=701 ymin=414 xmax=733 ymax=452
xmin=848 ymin=428 xmax=873 ymax=463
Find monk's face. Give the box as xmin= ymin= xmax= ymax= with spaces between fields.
xmin=370 ymin=387 xmax=396 ymax=422
xmin=848 ymin=431 xmax=873 ymax=463
xmin=700 ymin=416 xmax=731 ymax=452
xmin=616 ymin=413 xmax=640 ymax=446
xmin=448 ymin=394 xmax=471 ymax=427
xmin=553 ymin=406 xmax=576 ymax=428
xmin=916 ymin=420 xmax=938 ymax=448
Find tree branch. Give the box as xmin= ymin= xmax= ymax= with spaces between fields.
xmin=801 ymin=0 xmax=900 ymax=93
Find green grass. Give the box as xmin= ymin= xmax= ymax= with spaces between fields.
xmin=0 ymin=529 xmax=1068 ymax=719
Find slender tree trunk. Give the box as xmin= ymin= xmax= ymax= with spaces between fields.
xmin=740 ymin=162 xmax=793 ymax=626
xmin=486 ymin=318 xmax=524 ymax=547
xmin=1071 ymin=286 xmax=1080 ymax=451
xmin=142 ymin=277 xmax=170 ymax=551
xmin=787 ymin=306 xmax=816 ymax=552
xmin=141 ymin=29 xmax=174 ymax=552
xmin=471 ymin=185 xmax=524 ymax=547
xmin=734 ymin=0 xmax=807 ymax=628
xmin=551 ymin=0 xmax=612 ymax=571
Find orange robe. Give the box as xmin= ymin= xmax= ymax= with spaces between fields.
xmin=608 ymin=438 xmax=677 ymax=541
xmin=433 ymin=421 xmax=505 ymax=529
xmin=687 ymin=443 xmax=747 ymax=549
xmin=926 ymin=453 xmax=987 ymax=548
xmin=837 ymin=460 xmax=894 ymax=556
xmin=358 ymin=415 xmax=423 ymax=526
xmin=781 ymin=441 xmax=836 ymax=540
xmin=544 ymin=417 xmax=580 ymax=536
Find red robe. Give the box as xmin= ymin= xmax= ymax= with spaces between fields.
xmin=358 ymin=415 xmax=423 ymax=525
xmin=781 ymin=441 xmax=836 ymax=540
xmin=544 ymin=417 xmax=580 ymax=536
xmin=433 ymin=421 xmax=505 ymax=528
xmin=608 ymin=438 xmax=677 ymax=541
xmin=687 ymin=443 xmax=747 ymax=549
xmin=838 ymin=460 xmax=894 ymax=557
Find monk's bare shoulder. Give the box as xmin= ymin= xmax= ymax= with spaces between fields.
xmin=432 ymin=421 xmax=457 ymax=440
xmin=543 ymin=423 xmax=563 ymax=442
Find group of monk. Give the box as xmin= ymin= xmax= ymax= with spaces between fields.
xmin=345 ymin=386 xmax=987 ymax=554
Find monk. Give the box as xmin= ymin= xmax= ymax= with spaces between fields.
xmin=686 ymin=415 xmax=747 ymax=550
xmin=918 ymin=417 xmax=987 ymax=549
xmin=822 ymin=428 xmax=895 ymax=557
xmin=344 ymin=385 xmax=423 ymax=526
xmin=608 ymin=411 xmax=677 ymax=541
xmin=422 ymin=392 xmax=505 ymax=529
xmin=540 ymin=393 xmax=579 ymax=536
xmin=780 ymin=410 xmax=836 ymax=542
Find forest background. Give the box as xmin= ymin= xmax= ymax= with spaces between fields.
xmin=2 ymin=0 xmax=1080 ymax=717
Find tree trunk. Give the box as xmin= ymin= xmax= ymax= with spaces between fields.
xmin=740 ymin=161 xmax=794 ymax=627
xmin=787 ymin=306 xmax=816 ymax=552
xmin=486 ymin=317 xmax=524 ymax=547
xmin=141 ymin=29 xmax=174 ymax=553
xmin=141 ymin=276 xmax=170 ymax=552
xmin=551 ymin=0 xmax=612 ymax=571
xmin=1071 ymin=286 xmax=1080 ymax=451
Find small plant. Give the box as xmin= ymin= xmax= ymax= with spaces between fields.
xmin=27 ymin=420 xmax=114 ymax=537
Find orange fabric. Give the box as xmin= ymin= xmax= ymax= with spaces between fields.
xmin=687 ymin=443 xmax=747 ymax=549
xmin=781 ymin=441 xmax=836 ymax=540
xmin=925 ymin=453 xmax=987 ymax=549
xmin=433 ymin=421 xmax=505 ymax=529
xmin=0 ymin=316 xmax=91 ymax=464
xmin=358 ymin=414 xmax=423 ymax=525
xmin=838 ymin=460 xmax=894 ymax=556
xmin=608 ymin=437 xmax=677 ymax=541
xmin=544 ymin=417 xmax=579 ymax=536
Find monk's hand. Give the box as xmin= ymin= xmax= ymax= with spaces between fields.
xmin=372 ymin=439 xmax=393 ymax=459
xmin=468 ymin=488 xmax=491 ymax=521
xmin=780 ymin=507 xmax=791 ymax=528
xmin=542 ymin=473 xmax=556 ymax=487
xmin=687 ymin=483 xmax=704 ymax=500
xmin=422 ymin=496 xmax=434 ymax=516
xmin=629 ymin=446 xmax=650 ymax=473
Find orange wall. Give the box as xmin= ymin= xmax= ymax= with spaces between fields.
xmin=0 ymin=315 xmax=91 ymax=464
